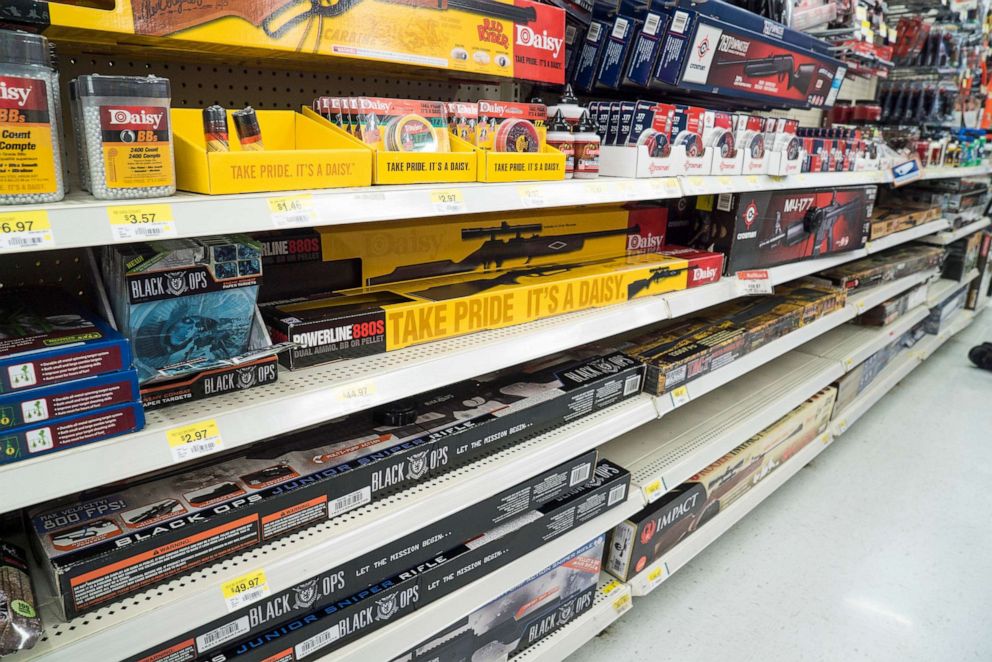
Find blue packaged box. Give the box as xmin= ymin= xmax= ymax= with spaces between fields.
xmin=0 ymin=288 xmax=132 ymax=395
xmin=0 ymin=370 xmax=140 ymax=431
xmin=624 ymin=2 xmax=670 ymax=87
xmin=572 ymin=0 xmax=617 ymax=92
xmin=594 ymin=0 xmax=645 ymax=89
xmin=0 ymin=401 xmax=145 ymax=465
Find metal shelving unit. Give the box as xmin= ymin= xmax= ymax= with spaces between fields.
xmin=797 ymin=305 xmax=930 ymax=371
xmin=927 ymin=270 xmax=980 ymax=307
xmin=918 ymin=218 xmax=992 ymax=246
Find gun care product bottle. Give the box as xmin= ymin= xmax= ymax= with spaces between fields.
xmin=75 ymin=74 xmax=175 ymax=200
xmin=202 ymin=105 xmax=229 ymax=152
xmin=573 ymin=110 xmax=600 ymax=179
xmin=548 ymin=84 xmax=584 ymax=127
xmin=546 ymin=111 xmax=574 ymax=178
xmin=0 ymin=29 xmax=65 ymax=205
xmin=233 ymin=106 xmax=264 ymax=151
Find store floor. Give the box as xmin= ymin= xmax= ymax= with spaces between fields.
xmin=572 ymin=309 xmax=992 ymax=662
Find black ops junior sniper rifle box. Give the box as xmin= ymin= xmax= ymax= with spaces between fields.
xmin=668 ymin=186 xmax=876 ymax=273
xmin=391 ymin=535 xmax=607 ymax=662
xmin=165 ymin=461 xmax=628 ymax=662
xmin=126 ymin=450 xmax=603 ymax=662
xmin=30 ymin=348 xmax=643 ymax=618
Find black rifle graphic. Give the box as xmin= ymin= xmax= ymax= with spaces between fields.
xmin=127 ymin=499 xmax=182 ymax=525
xmin=714 ymin=55 xmax=829 ymax=94
xmin=759 ymin=195 xmax=864 ymax=257
xmin=368 ymin=223 xmax=640 ymax=286
xmin=242 ymin=464 xmax=297 ymax=486
xmin=409 ymin=264 xmax=578 ymax=301
xmin=627 ymin=266 xmax=687 ymax=299
xmin=187 ymin=482 xmax=242 ymax=506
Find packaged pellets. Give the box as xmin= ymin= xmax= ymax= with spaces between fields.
xmin=0 ymin=541 xmax=43 ymax=654
xmin=0 ymin=29 xmax=65 ymax=205
xmin=74 ymin=74 xmax=175 ymax=200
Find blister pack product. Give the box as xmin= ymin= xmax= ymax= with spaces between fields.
xmin=476 ymin=100 xmax=546 ymax=152
xmin=0 ymin=541 xmax=43 ymax=655
xmin=101 ymin=236 xmax=262 ymax=382
xmin=350 ymin=97 xmax=451 ymax=152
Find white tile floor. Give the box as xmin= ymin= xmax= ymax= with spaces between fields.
xmin=571 ymin=308 xmax=992 ymax=662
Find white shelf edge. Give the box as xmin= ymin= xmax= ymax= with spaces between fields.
xmin=799 ymin=305 xmax=930 ymax=373
xmin=14 ymin=397 xmax=656 ymax=661
xmin=849 ymin=270 xmax=935 ymax=313
xmin=919 ymin=164 xmax=992 ymax=180
xmin=326 ymin=497 xmax=643 ymax=662
xmin=504 ymin=578 xmax=633 ymax=662
xmin=628 ymin=430 xmax=834 ymax=597
xmin=917 ymin=218 xmax=991 ymax=246
xmin=830 ymin=352 xmax=921 ymax=437
xmin=914 ymin=309 xmax=977 ymax=362
xmin=5 ymin=164 xmax=988 ymax=256
xmin=865 ymin=219 xmax=951 ymax=253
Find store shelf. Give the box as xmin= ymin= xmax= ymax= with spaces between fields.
xmin=830 ymin=352 xmax=921 ymax=436
xmin=919 ymin=164 xmax=992 ymax=180
xmin=326 ymin=497 xmax=642 ymax=662
xmin=510 ymin=579 xmax=633 ymax=662
xmin=927 ymin=270 xmax=979 ymax=307
xmin=864 ymin=219 xmax=952 ymax=253
xmin=677 ymin=170 xmax=889 ymax=197
xmin=914 ymin=309 xmax=977 ymax=362
xmin=850 ymin=270 xmax=936 ymax=313
xmin=798 ymin=305 xmax=930 ymax=372
xmin=627 ymin=429 xmax=834 ymax=597
xmin=11 ymin=399 xmax=652 ymax=661
xmin=605 ymin=351 xmax=840 ymax=505
xmin=917 ymin=218 xmax=991 ymax=246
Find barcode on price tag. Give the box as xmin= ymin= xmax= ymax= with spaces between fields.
xmin=0 ymin=211 xmax=54 ymax=250
xmin=107 ymin=204 xmax=177 ymax=241
xmin=735 ymin=269 xmax=773 ymax=296
xmin=430 ymin=189 xmax=466 ymax=214
xmin=166 ymin=419 xmax=223 ymax=463
xmin=268 ymin=194 xmax=317 ymax=228
xmin=221 ymin=569 xmax=270 ymax=612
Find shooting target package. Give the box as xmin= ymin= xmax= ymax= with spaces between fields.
xmin=347 ymin=97 xmax=450 ymax=152
xmin=476 ymin=99 xmax=547 ymax=150
xmin=674 ymin=131 xmax=703 ymax=158
xmin=741 ymin=131 xmax=766 ymax=159
xmin=709 ymin=128 xmax=736 ymax=158
xmin=384 ymin=114 xmax=439 ymax=152
xmin=637 ymin=129 xmax=672 ymax=158
xmin=493 ymin=118 xmax=541 ymax=153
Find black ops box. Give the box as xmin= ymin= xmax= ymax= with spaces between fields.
xmin=30 ymin=349 xmax=642 ymax=618
xmin=668 ymin=186 xmax=875 ymax=273
xmin=149 ymin=461 xmax=628 ymax=662
xmin=392 ymin=536 xmax=606 ymax=662
xmin=819 ymin=245 xmax=945 ymax=292
xmin=139 ymin=354 xmax=279 ymax=410
xmin=126 ymin=451 xmax=600 ymax=662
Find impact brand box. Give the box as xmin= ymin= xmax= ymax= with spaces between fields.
xmin=30 ymin=348 xmax=641 ymax=617
xmin=606 ymin=388 xmax=836 ymax=580
xmin=395 ymin=536 xmax=606 ymax=662
xmin=180 ymin=461 xmax=628 ymax=661
xmin=8 ymin=0 xmax=566 ymax=85
xmin=671 ymin=186 xmax=875 ymax=273
xmin=126 ymin=451 xmax=599 ymax=662
xmin=264 ymin=253 xmax=688 ymax=369
xmin=0 ymin=288 xmax=132 ymax=395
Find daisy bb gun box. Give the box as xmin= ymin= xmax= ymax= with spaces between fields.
xmin=181 ymin=460 xmax=628 ymax=661
xmin=126 ymin=450 xmax=599 ymax=662
xmin=29 ymin=347 xmax=642 ymax=618
xmin=392 ymin=535 xmax=607 ymax=662
xmin=0 ymin=287 xmax=132 ymax=394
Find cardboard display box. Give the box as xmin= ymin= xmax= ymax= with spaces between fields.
xmin=923 ymin=286 xmax=968 ymax=335
xmin=605 ymin=387 xmax=837 ymax=581
xmin=166 ymin=461 xmax=628 ymax=662
xmin=818 ymin=245 xmax=945 ymax=292
xmin=392 ymin=536 xmax=606 ymax=662
xmin=967 ymin=232 xmax=992 ymax=310
xmin=621 ymin=278 xmax=845 ymax=395
xmin=856 ymin=285 xmax=927 ymax=327
xmin=126 ymin=450 xmax=600 ymax=662
xmin=832 ymin=330 xmax=916 ymax=414
xmin=868 ymin=205 xmax=942 ymax=240
xmin=668 ymin=187 xmax=876 ymax=273
xmin=30 ymin=347 xmax=642 ymax=618
xmin=943 ymin=233 xmax=983 ymax=282
xmin=5 ymin=0 xmax=566 ymax=85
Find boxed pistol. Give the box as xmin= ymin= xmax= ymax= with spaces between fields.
xmin=127 ymin=451 xmax=600 ymax=662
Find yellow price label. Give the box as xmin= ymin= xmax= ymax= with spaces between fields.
xmin=0 ymin=211 xmax=53 ymax=250
xmin=107 ymin=204 xmax=176 ymax=241
xmin=268 ymin=194 xmax=313 ymax=215
xmin=517 ymin=185 xmax=546 ymax=207
xmin=643 ymin=479 xmax=663 ymax=498
xmin=166 ymin=419 xmax=223 ymax=462
xmin=717 ymin=176 xmax=733 ymax=188
xmin=821 ymin=433 xmax=831 ymax=445
xmin=686 ymin=176 xmax=705 ymax=191
xmin=844 ymin=357 xmax=854 ymax=370
xmin=221 ymin=569 xmax=270 ymax=612
xmin=670 ymin=385 xmax=690 ymax=408
xmin=601 ymin=579 xmax=622 ymax=596
xmin=612 ymin=593 xmax=632 ymax=613
xmin=430 ymin=189 xmax=466 ymax=213
xmin=647 ymin=566 xmax=664 ymax=583
xmin=746 ymin=176 xmax=760 ymax=185
xmin=335 ymin=381 xmax=378 ymax=402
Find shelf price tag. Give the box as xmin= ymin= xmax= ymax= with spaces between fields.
xmin=643 ymin=478 xmax=664 ymax=501
xmin=611 ymin=591 xmax=632 ymax=614
xmin=670 ymin=386 xmax=690 ymax=409
xmin=430 ymin=189 xmax=466 ymax=214
xmin=0 ymin=211 xmax=54 ymax=251
xmin=167 ymin=419 xmax=223 ymax=463
xmin=334 ymin=381 xmax=377 ymax=403
xmin=221 ymin=569 xmax=270 ymax=612
xmin=735 ymin=270 xmax=773 ymax=296
xmin=646 ymin=564 xmax=666 ymax=589
xmin=107 ymin=204 xmax=177 ymax=241
xmin=517 ymin=185 xmax=546 ymax=208
xmin=268 ymin=194 xmax=317 ymax=228
xmin=685 ymin=176 xmax=706 ymax=193
xmin=717 ymin=176 xmax=734 ymax=191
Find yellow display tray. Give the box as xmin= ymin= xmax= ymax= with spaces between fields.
xmin=173 ymin=109 xmax=371 ymax=194
xmin=476 ymin=143 xmax=567 ymax=183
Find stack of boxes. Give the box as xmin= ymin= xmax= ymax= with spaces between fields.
xmin=0 ymin=288 xmax=143 ymax=464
